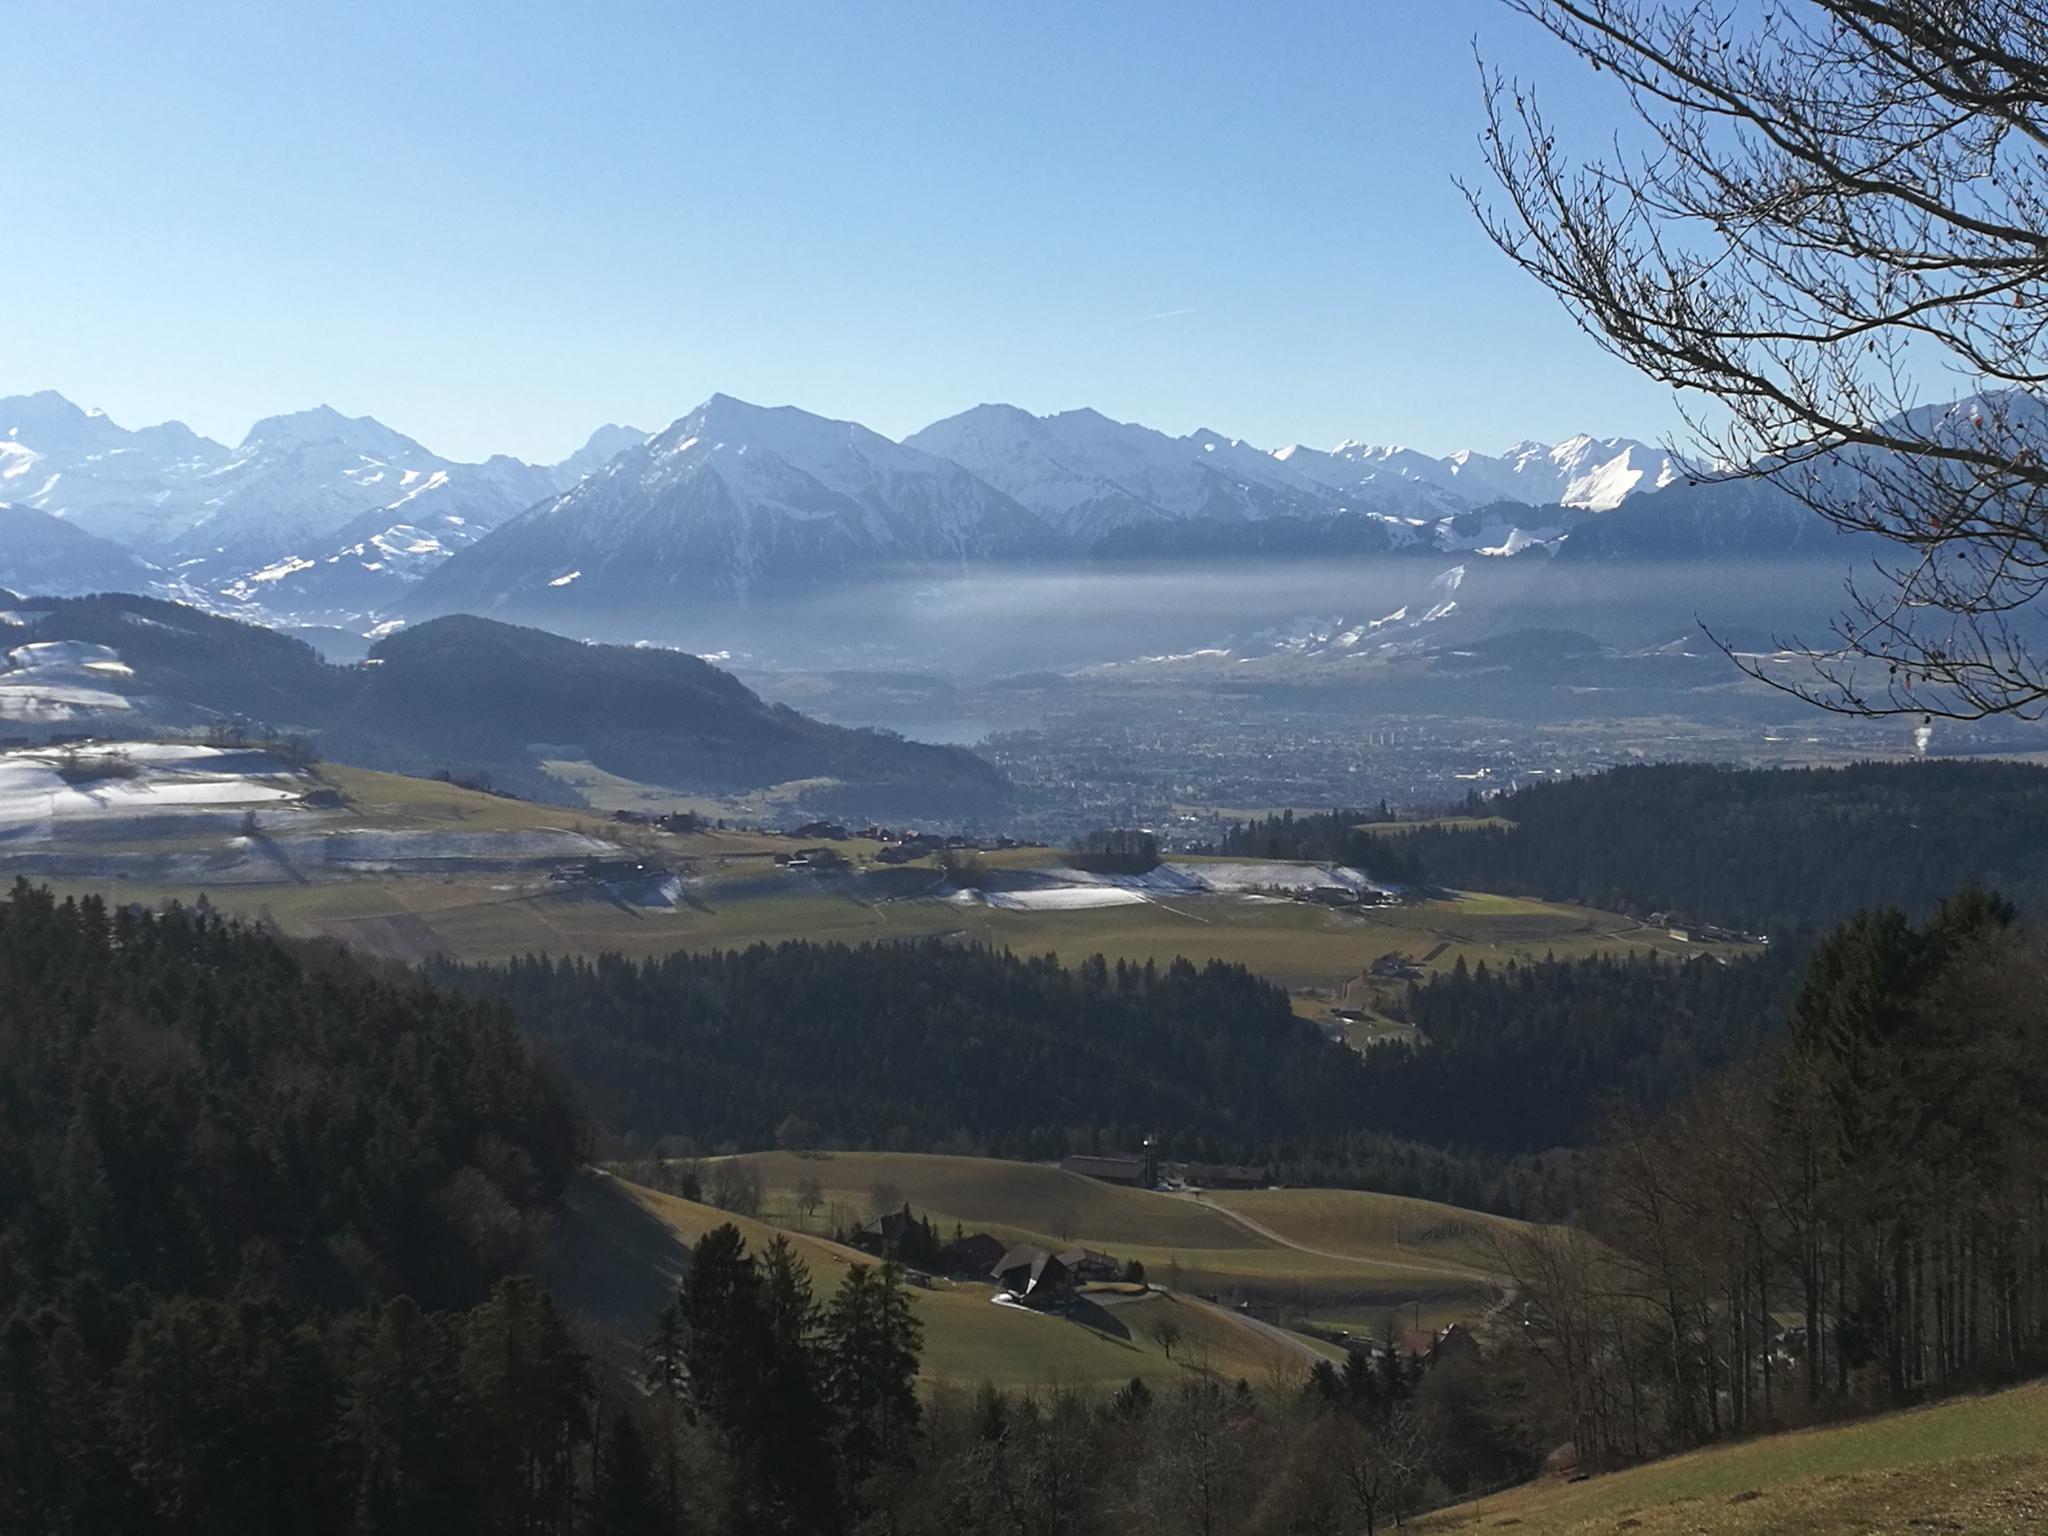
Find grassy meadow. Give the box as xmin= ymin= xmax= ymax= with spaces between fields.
xmin=681 ymin=1151 xmax=1512 ymax=1338
xmin=562 ymin=1171 xmax=1320 ymax=1392
xmin=1418 ymin=1381 xmax=2048 ymax=1536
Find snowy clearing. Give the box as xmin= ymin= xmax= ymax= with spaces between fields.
xmin=979 ymin=886 xmax=1153 ymax=911
xmin=0 ymin=743 xmax=304 ymax=830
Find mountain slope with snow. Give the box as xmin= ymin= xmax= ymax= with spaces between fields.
xmin=904 ymin=404 xmax=1356 ymax=540
xmin=0 ymin=392 xmax=647 ymax=621
xmin=1277 ymin=432 xmax=1683 ymax=512
xmin=0 ymin=502 xmax=162 ymax=597
xmin=409 ymin=395 xmax=1059 ymax=613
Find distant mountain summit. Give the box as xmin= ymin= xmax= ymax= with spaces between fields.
xmin=904 ymin=403 xmax=1356 ymax=540
xmin=409 ymin=394 xmax=1057 ymax=613
xmin=0 ymin=391 xmax=648 ymax=623
xmin=1270 ymin=432 xmax=1683 ymax=513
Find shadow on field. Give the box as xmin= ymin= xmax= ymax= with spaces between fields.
xmin=536 ymin=1171 xmax=691 ymax=1338
xmin=1067 ymin=1295 xmax=1133 ymax=1343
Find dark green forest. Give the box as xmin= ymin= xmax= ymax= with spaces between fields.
xmin=439 ymin=938 xmax=1799 ymax=1203
xmin=1403 ymin=761 xmax=2048 ymax=934
xmin=0 ymin=882 xmax=587 ymax=1530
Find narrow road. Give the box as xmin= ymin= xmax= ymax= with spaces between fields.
xmin=1163 ymin=1192 xmax=1493 ymax=1283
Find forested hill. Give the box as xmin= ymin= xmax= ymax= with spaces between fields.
xmin=0 ymin=882 xmax=595 ymax=1530
xmin=4 ymin=594 xmax=1011 ymax=814
xmin=0 ymin=881 xmax=583 ymax=1312
xmin=437 ymin=944 xmax=1364 ymax=1160
xmin=1406 ymin=760 xmax=2048 ymax=935
xmin=438 ymin=938 xmax=1794 ymax=1181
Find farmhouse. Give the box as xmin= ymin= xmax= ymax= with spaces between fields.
xmin=936 ymin=1230 xmax=1006 ymax=1279
xmin=853 ymin=1206 xmax=922 ymax=1256
xmin=992 ymin=1244 xmax=1074 ymax=1309
xmin=1388 ymin=1322 xmax=1480 ymax=1364
xmin=1064 ymin=1246 xmax=1124 ymax=1281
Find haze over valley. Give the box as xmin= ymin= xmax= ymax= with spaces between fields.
xmin=9 ymin=4 xmax=2048 ymax=1532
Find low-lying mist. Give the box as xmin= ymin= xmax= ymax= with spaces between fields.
xmin=485 ymin=555 xmax=1869 ymax=685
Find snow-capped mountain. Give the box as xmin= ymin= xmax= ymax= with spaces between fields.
xmin=0 ymin=392 xmax=648 ymax=620
xmin=2 ymin=392 xmax=229 ymax=549
xmin=1276 ymin=433 xmax=1684 ymax=512
xmin=904 ymin=404 xmax=1364 ymax=540
xmin=906 ymin=405 xmax=1676 ymax=564
xmin=409 ymin=394 xmax=1059 ymax=613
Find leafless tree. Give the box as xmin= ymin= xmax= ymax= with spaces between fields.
xmin=795 ymin=1172 xmax=825 ymax=1229
xmin=1470 ymin=2 xmax=2048 ymax=718
xmin=1150 ymin=1316 xmax=1185 ymax=1362
xmin=711 ymin=1158 xmax=762 ymax=1216
xmin=1340 ymin=1406 xmax=1430 ymax=1536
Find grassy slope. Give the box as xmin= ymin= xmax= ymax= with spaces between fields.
xmin=29 ymin=754 xmax=1751 ymax=983
xmin=578 ymin=1173 xmax=1313 ymax=1391
xmin=1419 ymin=1382 xmax=2048 ymax=1536
xmin=1210 ymin=1188 xmax=1523 ymax=1275
xmin=703 ymin=1152 xmax=1509 ymax=1326
xmin=102 ymin=867 xmax=1746 ymax=982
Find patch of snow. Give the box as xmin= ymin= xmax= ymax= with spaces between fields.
xmin=979 ymin=886 xmax=1152 ymax=911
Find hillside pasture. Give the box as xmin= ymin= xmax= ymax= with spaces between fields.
xmin=568 ymin=1171 xmax=1315 ymax=1391
xmin=686 ymin=1151 xmax=1510 ymax=1334
xmin=1418 ymin=1380 xmax=2048 ymax=1536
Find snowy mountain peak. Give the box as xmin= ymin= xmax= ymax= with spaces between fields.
xmin=237 ymin=405 xmax=435 ymax=463
xmin=555 ymin=423 xmax=651 ymax=480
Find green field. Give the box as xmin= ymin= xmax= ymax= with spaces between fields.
xmin=1210 ymin=1187 xmax=1523 ymax=1274
xmin=685 ymin=1151 xmax=1511 ymax=1334
xmin=1419 ymin=1381 xmax=2048 ymax=1535
xmin=554 ymin=1171 xmax=1321 ymax=1391
xmin=64 ymin=860 xmax=1751 ymax=983
xmin=29 ymin=752 xmax=1754 ymax=988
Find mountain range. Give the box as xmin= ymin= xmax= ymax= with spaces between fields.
xmin=3 ymin=384 xmax=1830 ymax=634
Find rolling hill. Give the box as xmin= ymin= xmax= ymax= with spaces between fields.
xmin=0 ymin=593 xmax=1010 ymax=814
xmin=546 ymin=1169 xmax=1324 ymax=1392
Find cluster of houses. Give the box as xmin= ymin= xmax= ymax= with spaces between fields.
xmin=849 ymin=1204 xmax=1125 ymax=1312
xmin=1649 ymin=912 xmax=1770 ymax=946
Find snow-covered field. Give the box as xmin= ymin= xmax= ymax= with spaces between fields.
xmin=940 ymin=857 xmax=1393 ymax=912
xmin=978 ymin=885 xmax=1152 ymax=911
xmin=0 ymin=743 xmax=304 ymax=832
xmin=0 ymin=741 xmax=628 ymax=886
xmin=0 ymin=638 xmax=137 ymax=723
xmin=1041 ymin=860 xmax=1393 ymax=897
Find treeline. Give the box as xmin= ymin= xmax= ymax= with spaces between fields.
xmin=438 ymin=945 xmax=1367 ymax=1161
xmin=0 ymin=882 xmax=591 ymax=1531
xmin=441 ymin=940 xmax=1799 ymax=1214
xmin=1219 ymin=805 xmax=1425 ymax=885
xmin=1492 ymin=889 xmax=2048 ymax=1465
xmin=1407 ymin=761 xmax=2048 ymax=934
xmin=1366 ymin=947 xmax=1802 ymax=1154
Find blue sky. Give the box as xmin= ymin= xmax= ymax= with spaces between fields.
xmin=2 ymin=0 xmax=1685 ymax=462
